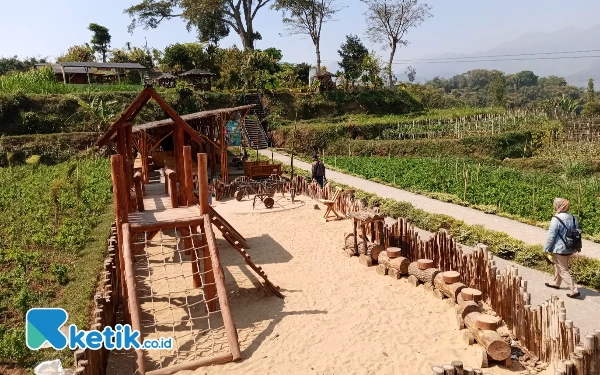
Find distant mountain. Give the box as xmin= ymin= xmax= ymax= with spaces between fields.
xmin=407 ymin=25 xmax=600 ymax=87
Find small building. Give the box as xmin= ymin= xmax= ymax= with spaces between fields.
xmin=145 ymin=71 xmax=177 ymax=88
xmin=37 ymin=62 xmax=148 ymax=84
xmin=179 ymin=69 xmax=214 ymax=91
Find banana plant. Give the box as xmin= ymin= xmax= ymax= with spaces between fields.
xmin=74 ymin=96 xmax=119 ymax=132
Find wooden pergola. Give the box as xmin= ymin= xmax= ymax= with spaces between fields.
xmin=97 ymin=85 xmax=252 ymax=186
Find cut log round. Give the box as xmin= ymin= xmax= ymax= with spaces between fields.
xmin=434 ymin=273 xmax=466 ymax=301
xmin=343 ymin=248 xmax=355 ymax=258
xmin=370 ymin=245 xmax=384 ymax=262
xmin=442 ymin=271 xmax=461 ymax=284
xmin=476 ymin=346 xmax=488 ymax=368
xmin=461 ymin=288 xmax=483 ymax=302
xmin=431 ymin=367 xmax=444 ymax=375
xmin=376 ymin=264 xmax=388 ymax=276
xmin=388 ymin=267 xmax=402 ymax=279
xmin=433 ymin=288 xmax=445 ymax=300
xmin=442 ymin=364 xmax=455 ymax=375
xmin=378 ymin=252 xmax=391 ymax=267
xmin=451 ymin=361 xmax=463 ymax=374
xmin=423 ymin=282 xmax=434 ymax=292
xmin=388 ymin=256 xmax=410 ymax=275
xmin=386 ymin=247 xmax=401 ymax=258
xmin=463 ymin=366 xmax=474 ymax=375
xmin=476 ymin=315 xmax=499 ymax=331
xmin=464 ymin=312 xmax=511 ymax=361
xmin=418 ymin=259 xmax=434 ymax=270
xmin=462 ymin=330 xmax=475 ymax=345
xmin=408 ymin=262 xmax=441 ymax=284
xmin=456 ymin=294 xmax=480 ymax=318
xmin=359 ymin=254 xmax=373 ymax=267
xmin=407 ymin=275 xmax=419 ymax=287
xmin=473 ymin=370 xmax=483 ymax=375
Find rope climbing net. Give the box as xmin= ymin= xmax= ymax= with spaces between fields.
xmin=131 ymin=225 xmax=230 ymax=371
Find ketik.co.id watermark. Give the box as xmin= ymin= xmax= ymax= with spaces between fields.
xmin=26 ymin=308 xmax=172 ymax=350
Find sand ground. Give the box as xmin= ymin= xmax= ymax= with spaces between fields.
xmin=109 ymin=195 xmax=551 ymax=375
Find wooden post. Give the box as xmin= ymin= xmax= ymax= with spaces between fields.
xmin=198 ymin=153 xmax=217 ymax=312
xmin=173 ymin=123 xmax=186 ymax=206
xmin=183 ymin=146 xmax=195 ymax=206
xmin=141 ymin=131 xmax=149 ymax=184
xmin=110 ymin=155 xmax=129 ymax=323
xmin=202 ymin=213 xmax=241 ymax=361
xmin=121 ymin=224 xmax=145 ymax=375
xmin=220 ymin=113 xmax=229 ymax=183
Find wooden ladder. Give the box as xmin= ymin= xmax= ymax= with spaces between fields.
xmin=209 ymin=206 xmax=250 ymax=249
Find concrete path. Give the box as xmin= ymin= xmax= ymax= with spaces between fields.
xmin=263 ymin=150 xmax=600 ymax=335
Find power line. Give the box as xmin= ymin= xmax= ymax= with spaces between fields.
xmin=383 ymin=48 xmax=600 ymax=63
xmin=320 ymin=53 xmax=600 ymax=66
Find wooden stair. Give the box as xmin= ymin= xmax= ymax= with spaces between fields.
xmin=208 ymin=206 xmax=283 ymax=298
xmin=242 ymin=119 xmax=268 ymax=150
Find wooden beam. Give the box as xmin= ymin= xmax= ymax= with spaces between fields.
xmin=97 ymin=86 xmax=153 ymax=146
xmin=110 ymin=155 xmax=129 ymax=324
xmin=183 ymin=146 xmax=195 ymax=206
xmin=146 ymin=353 xmax=233 ymax=375
xmin=121 ymin=223 xmax=146 ymax=375
xmin=147 ymin=89 xmax=222 ymax=150
xmin=150 ymin=130 xmax=173 ymax=151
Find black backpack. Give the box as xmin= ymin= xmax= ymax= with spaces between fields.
xmin=553 ymin=215 xmax=582 ymax=251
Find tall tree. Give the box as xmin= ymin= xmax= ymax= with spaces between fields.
xmin=160 ymin=43 xmax=208 ymax=73
xmin=190 ymin=8 xmax=230 ymax=46
xmin=338 ymin=34 xmax=368 ymax=85
xmin=273 ymin=0 xmax=341 ymax=72
xmin=514 ymin=70 xmax=538 ymax=89
xmin=88 ymin=23 xmax=112 ymax=62
xmin=587 ymin=78 xmax=595 ymax=102
xmin=125 ymin=0 xmax=271 ymax=50
xmin=488 ymin=71 xmax=507 ymax=106
xmin=362 ymin=0 xmax=432 ymax=88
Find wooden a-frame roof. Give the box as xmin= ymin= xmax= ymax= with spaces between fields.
xmin=132 ymin=105 xmax=253 ymax=133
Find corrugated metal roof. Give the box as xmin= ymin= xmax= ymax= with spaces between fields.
xmin=36 ymin=63 xmax=87 ymax=74
xmin=59 ymin=62 xmax=147 ymax=69
xmin=132 ymin=105 xmax=254 ymax=132
xmin=179 ymin=69 xmax=214 ymax=77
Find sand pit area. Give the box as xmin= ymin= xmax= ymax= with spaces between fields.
xmin=152 ymin=198 xmax=547 ymax=375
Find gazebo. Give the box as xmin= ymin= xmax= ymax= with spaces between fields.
xmin=179 ymin=69 xmax=214 ymax=91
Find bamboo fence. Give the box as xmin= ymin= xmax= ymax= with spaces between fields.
xmin=73 ymin=224 xmax=120 ymax=375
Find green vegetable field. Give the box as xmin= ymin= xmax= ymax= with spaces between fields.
xmin=323 ymin=156 xmax=600 ymax=236
xmin=0 ymin=158 xmax=112 ymax=365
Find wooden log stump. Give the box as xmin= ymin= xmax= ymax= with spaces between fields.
xmin=433 ymin=288 xmax=445 ymax=300
xmin=407 ymin=275 xmax=419 ymax=287
xmin=418 ymin=258 xmax=434 ymax=270
xmin=451 ymin=361 xmax=463 ymax=375
xmin=423 ymin=282 xmax=434 ymax=292
xmin=386 ymin=247 xmax=401 ymax=258
xmin=461 ymin=288 xmax=483 ymax=302
xmin=442 ymin=364 xmax=455 ymax=375
xmin=442 ymin=271 xmax=461 ymax=284
xmin=431 ymin=367 xmax=444 ymax=375
xmin=359 ymin=254 xmax=373 ymax=267
xmin=370 ymin=245 xmax=384 ymax=262
xmin=473 ymin=370 xmax=483 ymax=375
xmin=389 ymin=267 xmax=402 ymax=279
xmin=462 ymin=330 xmax=475 ymax=345
xmin=376 ymin=264 xmax=388 ymax=276
xmin=475 ymin=315 xmax=499 ymax=331
xmin=456 ymin=294 xmax=479 ymax=318
xmin=464 ymin=312 xmax=511 ymax=361
xmin=378 ymin=252 xmax=391 ymax=267
xmin=343 ymin=248 xmax=355 ymax=258
xmin=388 ymin=256 xmax=410 ymax=275
xmin=476 ymin=346 xmax=488 ymax=368
xmin=434 ymin=273 xmax=466 ymax=301
xmin=462 ymin=366 xmax=474 ymax=375
xmin=408 ymin=262 xmax=441 ymax=284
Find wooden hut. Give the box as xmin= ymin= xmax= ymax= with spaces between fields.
xmin=179 ymin=69 xmax=214 ymax=91
xmin=97 ymin=85 xmax=252 ymax=186
xmin=145 ymin=71 xmax=177 ymax=88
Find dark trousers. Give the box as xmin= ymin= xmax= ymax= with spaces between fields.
xmin=314 ymin=176 xmax=324 ymax=188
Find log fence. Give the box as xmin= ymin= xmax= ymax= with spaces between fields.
xmin=73 ymin=224 xmax=120 ymax=375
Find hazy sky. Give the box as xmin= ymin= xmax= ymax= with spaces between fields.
xmin=2 ymin=0 xmax=600 ymax=70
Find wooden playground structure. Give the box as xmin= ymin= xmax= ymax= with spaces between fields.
xmin=98 ymin=86 xmax=283 ymax=374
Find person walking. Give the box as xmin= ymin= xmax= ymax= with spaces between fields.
xmin=543 ymin=198 xmax=582 ymax=298
xmin=311 ymin=154 xmax=326 ymax=188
